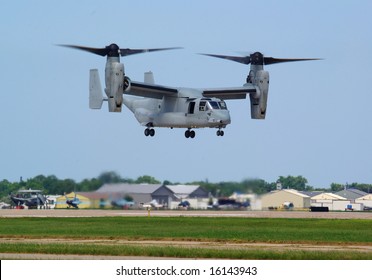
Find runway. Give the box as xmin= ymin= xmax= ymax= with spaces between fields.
xmin=1 ymin=209 xmax=372 ymax=219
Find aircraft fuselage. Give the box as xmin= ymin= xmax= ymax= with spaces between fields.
xmin=123 ymin=88 xmax=231 ymax=129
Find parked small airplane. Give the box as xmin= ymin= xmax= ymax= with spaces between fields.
xmin=60 ymin=43 xmax=319 ymax=138
xmin=10 ymin=189 xmax=47 ymax=209
xmin=141 ymin=199 xmax=164 ymax=209
xmin=64 ymin=192 xmax=81 ymax=209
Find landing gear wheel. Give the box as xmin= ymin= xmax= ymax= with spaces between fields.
xmin=144 ymin=128 xmax=150 ymax=136
xmin=185 ymin=129 xmax=196 ymax=138
xmin=216 ymin=130 xmax=224 ymax=136
xmin=144 ymin=128 xmax=155 ymax=137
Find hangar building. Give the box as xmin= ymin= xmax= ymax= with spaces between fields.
xmin=355 ymin=194 xmax=372 ymax=208
xmin=95 ymin=184 xmax=176 ymax=207
xmin=335 ymin=189 xmax=367 ymax=201
xmin=94 ymin=183 xmax=208 ymax=208
xmin=261 ymin=189 xmax=311 ymax=210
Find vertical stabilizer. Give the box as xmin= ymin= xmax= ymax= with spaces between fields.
xmin=89 ymin=69 xmax=104 ymax=109
xmin=144 ymin=71 xmax=155 ymax=84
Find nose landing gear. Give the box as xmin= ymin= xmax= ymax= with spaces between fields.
xmin=216 ymin=129 xmax=224 ymax=137
xmin=185 ymin=129 xmax=195 ymax=138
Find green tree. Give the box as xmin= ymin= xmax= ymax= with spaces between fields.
xmin=277 ymin=175 xmax=313 ymax=191
xmin=98 ymin=171 xmax=123 ymax=184
xmin=241 ymin=179 xmax=276 ymax=194
xmin=135 ymin=175 xmax=160 ymax=184
xmin=330 ymin=183 xmax=344 ymax=192
xmin=78 ymin=178 xmax=102 ymax=192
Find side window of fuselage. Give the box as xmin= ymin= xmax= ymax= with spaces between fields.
xmin=199 ymin=101 xmax=206 ymax=111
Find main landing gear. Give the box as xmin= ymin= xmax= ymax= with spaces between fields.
xmin=185 ymin=129 xmax=195 ymax=138
xmin=144 ymin=127 xmax=155 ymax=137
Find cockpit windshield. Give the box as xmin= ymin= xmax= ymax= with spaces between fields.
xmin=200 ymin=99 xmax=228 ymax=111
xmin=209 ymin=101 xmax=220 ymax=109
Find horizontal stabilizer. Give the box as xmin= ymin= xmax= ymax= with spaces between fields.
xmin=89 ymin=69 xmax=104 ymax=109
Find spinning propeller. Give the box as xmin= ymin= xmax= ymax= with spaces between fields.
xmin=58 ymin=43 xmax=181 ymax=57
xmin=200 ymin=51 xmax=321 ymax=65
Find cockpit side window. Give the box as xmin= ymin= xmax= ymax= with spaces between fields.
xmin=219 ymin=101 xmax=227 ymax=110
xmin=199 ymin=101 xmax=206 ymax=111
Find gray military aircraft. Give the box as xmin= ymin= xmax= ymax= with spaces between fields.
xmin=61 ymin=43 xmax=319 ymax=138
xmin=10 ymin=189 xmax=47 ymax=209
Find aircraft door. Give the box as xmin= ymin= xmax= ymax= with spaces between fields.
xmin=188 ymin=102 xmax=195 ymax=114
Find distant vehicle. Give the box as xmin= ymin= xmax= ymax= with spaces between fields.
xmin=64 ymin=192 xmax=81 ymax=209
xmin=178 ymin=200 xmax=190 ymax=209
xmin=280 ymin=202 xmax=294 ymax=210
xmin=345 ymin=204 xmax=354 ymax=211
xmin=364 ymin=206 xmax=372 ymax=211
xmin=10 ymin=189 xmax=47 ymax=209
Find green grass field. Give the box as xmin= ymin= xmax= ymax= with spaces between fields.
xmin=1 ymin=216 xmax=372 ymax=259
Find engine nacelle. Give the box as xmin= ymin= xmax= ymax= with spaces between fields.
xmin=249 ymin=70 xmax=269 ymax=119
xmin=105 ymin=62 xmax=124 ymax=112
xmin=123 ymin=76 xmax=131 ymax=92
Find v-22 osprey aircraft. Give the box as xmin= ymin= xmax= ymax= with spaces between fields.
xmin=61 ymin=43 xmax=319 ymax=138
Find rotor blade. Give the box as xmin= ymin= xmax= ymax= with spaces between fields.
xmin=57 ymin=44 xmax=108 ymax=56
xmin=199 ymin=53 xmax=251 ymax=65
xmin=120 ymin=47 xmax=182 ymax=57
xmin=263 ymin=57 xmax=322 ymax=65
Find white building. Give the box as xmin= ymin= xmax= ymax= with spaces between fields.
xmin=356 ymin=194 xmax=372 ymax=208
xmin=311 ymin=192 xmax=364 ymax=211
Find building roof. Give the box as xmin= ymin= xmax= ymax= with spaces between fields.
xmin=301 ymin=191 xmax=323 ymax=197
xmin=95 ymin=183 xmax=163 ymax=194
xmin=335 ymin=189 xmax=367 ymax=200
xmin=282 ymin=189 xmax=310 ymax=198
xmin=262 ymin=189 xmax=310 ymax=198
xmin=356 ymin=194 xmax=372 ymax=200
xmin=311 ymin=193 xmax=346 ymax=200
xmin=166 ymin=185 xmax=199 ymax=198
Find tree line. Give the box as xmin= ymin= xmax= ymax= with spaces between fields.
xmin=1 ymin=172 xmax=371 ymax=203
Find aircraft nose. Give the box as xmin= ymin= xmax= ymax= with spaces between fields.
xmin=210 ymin=110 xmax=231 ymax=125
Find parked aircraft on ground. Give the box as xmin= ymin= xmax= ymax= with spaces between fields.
xmin=64 ymin=192 xmax=81 ymax=209
xmin=10 ymin=189 xmax=47 ymax=209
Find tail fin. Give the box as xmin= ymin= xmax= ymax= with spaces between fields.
xmin=89 ymin=69 xmax=104 ymax=109
xmin=144 ymin=71 xmax=155 ymax=84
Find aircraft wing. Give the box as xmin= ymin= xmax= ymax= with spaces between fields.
xmin=202 ymin=84 xmax=257 ymax=100
xmin=128 ymin=81 xmax=178 ymax=99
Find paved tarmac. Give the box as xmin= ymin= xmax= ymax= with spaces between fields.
xmin=1 ymin=209 xmax=372 ymax=219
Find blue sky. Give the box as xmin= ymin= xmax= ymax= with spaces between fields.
xmin=1 ymin=0 xmax=372 ymax=188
